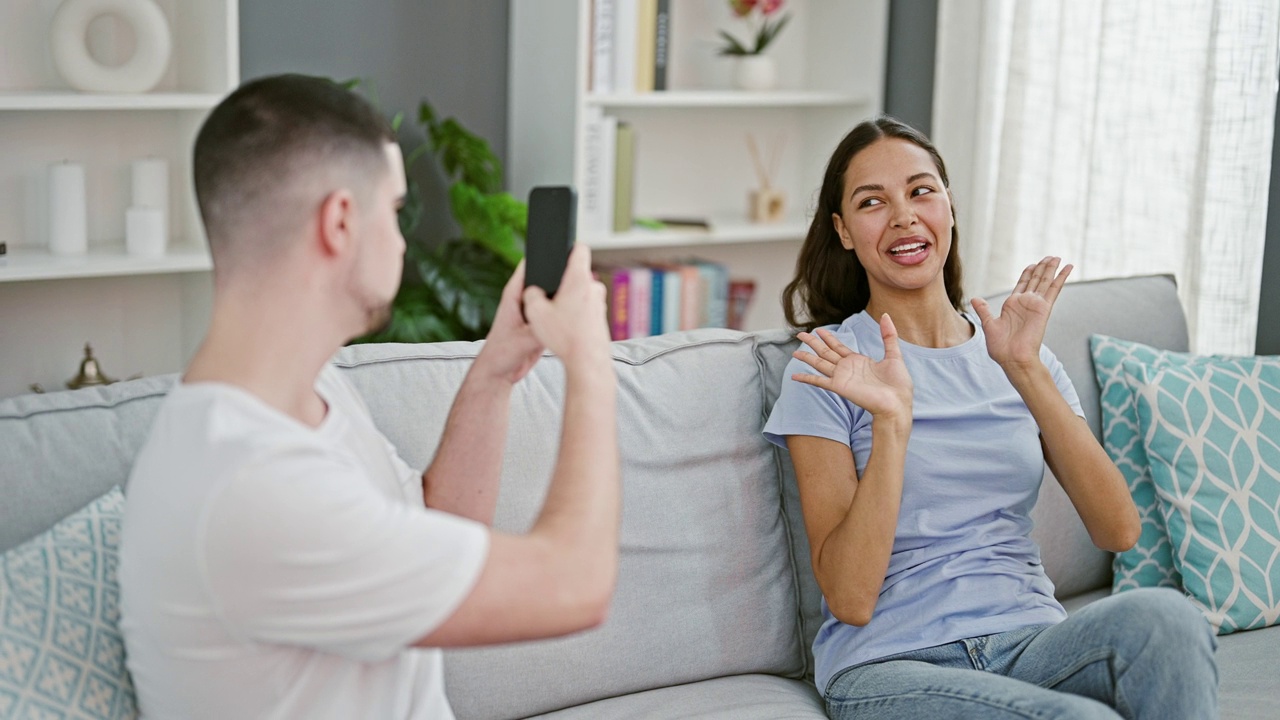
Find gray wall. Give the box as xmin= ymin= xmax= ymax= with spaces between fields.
xmin=884 ymin=0 xmax=938 ymax=137
xmin=239 ymin=1 xmax=510 ymax=248
xmin=1257 ymin=99 xmax=1280 ymax=355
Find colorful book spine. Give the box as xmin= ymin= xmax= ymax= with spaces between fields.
xmin=677 ymin=264 xmax=701 ymax=330
xmin=609 ymin=267 xmax=631 ymax=340
xmin=662 ymin=267 xmax=682 ymax=333
xmin=727 ymin=279 xmax=757 ymax=331
xmin=649 ymin=267 xmax=665 ymax=335
xmin=627 ymin=266 xmax=652 ymax=338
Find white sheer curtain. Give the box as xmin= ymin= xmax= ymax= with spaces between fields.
xmin=933 ymin=0 xmax=1280 ymax=354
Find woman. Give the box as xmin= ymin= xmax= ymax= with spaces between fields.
xmin=764 ymin=117 xmax=1217 ymax=719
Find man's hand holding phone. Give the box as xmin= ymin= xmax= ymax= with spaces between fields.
xmin=522 ymin=244 xmax=610 ymax=368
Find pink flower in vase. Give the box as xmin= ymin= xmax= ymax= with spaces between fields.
xmin=718 ymin=0 xmax=791 ymax=56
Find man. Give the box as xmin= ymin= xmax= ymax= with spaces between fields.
xmin=118 ymin=74 xmax=619 ymax=719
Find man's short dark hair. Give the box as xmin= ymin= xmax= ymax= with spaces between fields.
xmin=194 ymin=74 xmax=395 ymax=256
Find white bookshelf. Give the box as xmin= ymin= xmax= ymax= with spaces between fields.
xmin=508 ymin=0 xmax=887 ymax=331
xmin=0 ymin=92 xmax=224 ymax=111
xmin=0 ymin=243 xmax=211 ymax=283
xmin=590 ymin=217 xmax=809 ymax=251
xmin=587 ymin=90 xmax=869 ymax=109
xmin=0 ymin=0 xmax=236 ymax=398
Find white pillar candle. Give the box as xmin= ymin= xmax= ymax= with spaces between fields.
xmin=49 ymin=162 xmax=87 ymax=256
xmin=126 ymin=206 xmax=166 ymax=258
xmin=131 ymin=157 xmax=169 ymax=240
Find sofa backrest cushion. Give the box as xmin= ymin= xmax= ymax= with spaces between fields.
xmin=753 ymin=273 xmax=1190 ymax=678
xmin=338 ymin=332 xmax=804 ymax=719
xmin=0 ymin=376 xmax=174 ymax=553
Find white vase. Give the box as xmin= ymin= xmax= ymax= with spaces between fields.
xmin=733 ymin=55 xmax=778 ymax=92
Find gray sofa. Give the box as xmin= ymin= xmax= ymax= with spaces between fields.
xmin=0 ymin=273 xmax=1275 ymax=719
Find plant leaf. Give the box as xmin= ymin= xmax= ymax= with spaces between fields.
xmin=718 ymin=29 xmax=750 ymax=56
xmin=756 ymin=14 xmax=790 ymax=53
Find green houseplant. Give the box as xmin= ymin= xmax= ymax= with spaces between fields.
xmin=354 ymin=93 xmax=527 ymax=344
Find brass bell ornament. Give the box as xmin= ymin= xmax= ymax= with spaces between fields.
xmin=66 ymin=343 xmax=117 ymax=390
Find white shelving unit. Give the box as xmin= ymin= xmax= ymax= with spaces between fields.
xmin=508 ymin=0 xmax=887 ymax=332
xmin=0 ymin=0 xmax=236 ymax=398
xmin=0 ymin=243 xmax=211 ymax=283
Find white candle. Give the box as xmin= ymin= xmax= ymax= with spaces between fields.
xmin=126 ymin=206 xmax=166 ymax=258
xmin=131 ymin=157 xmax=169 ymax=241
xmin=49 ymin=162 xmax=87 ymax=256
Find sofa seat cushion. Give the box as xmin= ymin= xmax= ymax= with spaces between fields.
xmin=1215 ymin=624 xmax=1280 ymax=720
xmin=525 ymin=674 xmax=826 ymax=719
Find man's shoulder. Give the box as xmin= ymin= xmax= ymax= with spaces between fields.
xmin=130 ymin=383 xmax=330 ymax=497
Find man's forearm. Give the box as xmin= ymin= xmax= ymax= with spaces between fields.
xmin=422 ymin=367 xmax=514 ymax=524
xmin=532 ymin=359 xmax=619 ymax=553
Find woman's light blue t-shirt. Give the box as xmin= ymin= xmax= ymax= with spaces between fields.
xmin=763 ymin=310 xmax=1084 ymax=695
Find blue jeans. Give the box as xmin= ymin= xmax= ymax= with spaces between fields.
xmin=823 ymin=588 xmax=1218 ymax=719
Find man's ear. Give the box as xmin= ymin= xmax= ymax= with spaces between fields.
xmin=318 ymin=189 xmax=355 ymax=258
xmin=832 ymin=213 xmax=854 ymax=250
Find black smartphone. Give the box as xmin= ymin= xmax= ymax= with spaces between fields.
xmin=524 ymin=186 xmax=577 ymax=299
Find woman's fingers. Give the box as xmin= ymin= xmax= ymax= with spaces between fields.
xmin=971 ymin=297 xmax=994 ymax=327
xmin=878 ymin=314 xmax=904 ymax=363
xmin=1044 ymin=263 xmax=1073 ymax=306
xmin=792 ymin=348 xmax=837 ymax=377
xmin=1013 ymin=263 xmax=1034 ymax=294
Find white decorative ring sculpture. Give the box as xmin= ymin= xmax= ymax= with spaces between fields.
xmin=50 ymin=0 xmax=172 ymax=93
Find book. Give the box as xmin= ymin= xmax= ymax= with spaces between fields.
xmin=613 ymin=0 xmax=639 ymax=93
xmin=688 ymin=259 xmax=729 ymax=328
xmin=727 ymin=279 xmax=757 ymax=331
xmin=581 ymin=108 xmax=618 ymax=238
xmin=627 ymin=266 xmax=652 ymax=338
xmin=677 ymin=263 xmax=701 ymax=331
xmin=649 ymin=266 xmax=665 ymax=335
xmin=613 ymin=122 xmax=635 ymax=233
xmin=596 ymin=264 xmax=631 ymax=340
xmin=652 ymin=216 xmax=711 ymax=230
xmin=653 ymin=0 xmax=670 ymax=91
xmin=647 ymin=262 xmax=684 ymax=335
xmin=634 ymin=0 xmax=658 ymax=93
xmin=590 ymin=0 xmax=615 ymax=94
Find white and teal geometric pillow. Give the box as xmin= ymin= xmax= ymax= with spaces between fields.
xmin=1090 ymin=334 xmax=1191 ymax=593
xmin=1126 ymin=356 xmax=1280 ymax=634
xmin=0 ymin=487 xmax=136 ymax=719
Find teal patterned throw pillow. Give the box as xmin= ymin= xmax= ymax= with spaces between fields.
xmin=0 ymin=487 xmax=136 ymax=719
xmin=1089 ymin=334 xmax=1190 ymax=592
xmin=1126 ymin=356 xmax=1280 ymax=634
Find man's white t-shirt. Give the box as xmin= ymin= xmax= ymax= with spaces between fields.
xmin=119 ymin=366 xmax=489 ymax=719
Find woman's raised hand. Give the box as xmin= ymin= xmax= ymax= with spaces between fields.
xmin=971 ymin=256 xmax=1072 ymax=371
xmin=791 ymin=314 xmax=913 ymax=423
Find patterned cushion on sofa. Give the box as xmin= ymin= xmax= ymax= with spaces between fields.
xmin=0 ymin=487 xmax=136 ymax=719
xmin=1090 ymin=334 xmax=1189 ymax=592
xmin=1126 ymin=356 xmax=1280 ymax=634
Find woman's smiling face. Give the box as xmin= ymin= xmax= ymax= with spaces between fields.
xmin=833 ymin=137 xmax=954 ymax=300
